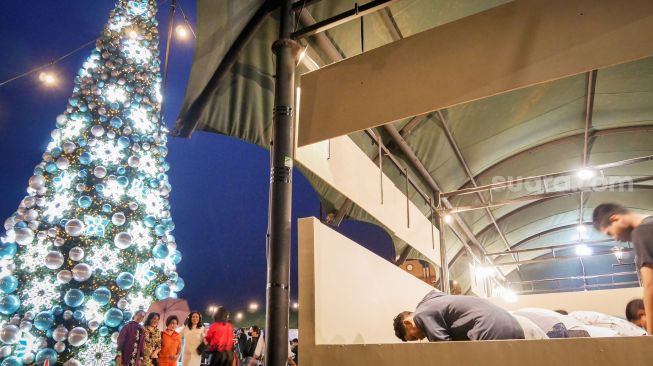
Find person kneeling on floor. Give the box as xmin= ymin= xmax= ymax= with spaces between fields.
xmin=393 ymin=290 xmax=525 ymax=342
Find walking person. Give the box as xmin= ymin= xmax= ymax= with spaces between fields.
xmin=181 ymin=311 xmax=206 ymax=366
xmin=160 ymin=315 xmax=182 ymax=366
xmin=236 ymin=328 xmax=247 ymax=366
xmin=205 ymin=306 xmax=234 ymax=366
xmin=143 ymin=312 xmax=162 ymax=366
xmin=593 ymin=203 xmax=653 ymax=335
xmin=242 ymin=326 xmax=261 ymax=366
xmin=116 ymin=310 xmax=147 ymax=366
xmin=246 ymin=327 xmax=296 ymax=366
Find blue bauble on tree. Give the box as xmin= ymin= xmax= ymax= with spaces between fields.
xmin=77 ymin=196 xmax=92 ymax=209
xmin=35 ymin=348 xmax=57 ymax=365
xmin=92 ymin=287 xmax=112 ymax=305
xmin=175 ymin=277 xmax=185 ymax=292
xmin=99 ymin=326 xmax=109 ymax=337
xmin=155 ymin=284 xmax=171 ymax=300
xmin=152 ymin=244 xmax=169 ymax=259
xmin=104 ymin=308 xmax=123 ymax=328
xmin=0 ymin=276 xmax=18 ymax=294
xmin=172 ymin=250 xmax=182 ymax=265
xmin=0 ymin=356 xmax=22 ymax=366
xmin=34 ymin=311 xmax=55 ymax=331
xmin=116 ymin=272 xmax=134 ymax=290
xmin=0 ymin=295 xmax=20 ymax=315
xmin=0 ymin=243 xmax=17 ymax=259
xmin=64 ymin=289 xmax=85 ymax=308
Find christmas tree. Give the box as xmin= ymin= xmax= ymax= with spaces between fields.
xmin=0 ymin=1 xmax=183 ymax=365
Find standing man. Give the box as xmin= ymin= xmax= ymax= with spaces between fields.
xmin=116 ymin=310 xmax=147 ymax=366
xmin=592 ymin=203 xmax=653 ymax=335
xmin=290 ymin=338 xmax=298 ymax=365
xmin=243 ymin=326 xmax=261 ymax=366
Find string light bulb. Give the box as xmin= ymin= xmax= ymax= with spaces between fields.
xmin=39 ymin=71 xmax=57 ymax=86
xmin=175 ymin=24 xmax=189 ymax=40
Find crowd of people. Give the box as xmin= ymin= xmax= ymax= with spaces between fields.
xmin=115 ymin=306 xmax=299 ymax=366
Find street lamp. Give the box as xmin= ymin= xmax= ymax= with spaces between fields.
xmin=248 ymin=302 xmax=259 ymax=313
xmin=291 ymin=302 xmax=299 ymax=310
xmin=235 ymin=312 xmax=244 ymax=321
xmin=207 ymin=305 xmax=218 ymax=316
xmin=175 ymin=24 xmax=190 ymax=40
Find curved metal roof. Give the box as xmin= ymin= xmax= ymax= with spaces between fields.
xmin=177 ymin=0 xmax=653 ymax=293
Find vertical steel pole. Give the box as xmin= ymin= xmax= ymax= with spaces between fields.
xmin=160 ymin=0 xmax=176 ymax=123
xmin=266 ymin=1 xmax=296 ymax=365
xmin=439 ymin=215 xmax=450 ymax=293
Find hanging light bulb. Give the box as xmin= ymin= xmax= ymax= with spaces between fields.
xmin=39 ymin=72 xmax=57 ymax=86
xmin=443 ymin=214 xmax=453 ymax=225
xmin=175 ymin=24 xmax=189 ymax=40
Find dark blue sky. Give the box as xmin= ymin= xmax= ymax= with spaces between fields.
xmin=0 ymin=1 xmax=393 ymax=318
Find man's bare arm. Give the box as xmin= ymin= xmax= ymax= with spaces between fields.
xmin=640 ymin=265 xmax=653 ymax=335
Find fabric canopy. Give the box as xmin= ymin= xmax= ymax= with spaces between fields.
xmin=177 ymin=0 xmax=653 ymax=293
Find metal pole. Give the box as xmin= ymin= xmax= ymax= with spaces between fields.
xmin=439 ymin=215 xmax=450 ymax=293
xmin=161 ymin=0 xmax=177 ymax=123
xmin=266 ymin=1 xmax=296 ymax=365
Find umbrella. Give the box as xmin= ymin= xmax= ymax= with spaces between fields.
xmin=147 ymin=298 xmax=191 ymax=330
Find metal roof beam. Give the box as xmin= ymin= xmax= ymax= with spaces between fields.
xmin=291 ymin=0 xmax=398 ymax=40
xmin=454 ymin=124 xmax=653 ymax=192
xmin=436 ymin=110 xmax=520 ymax=269
xmin=485 ymin=238 xmax=619 ymax=256
xmin=445 ymin=175 xmax=653 ymax=214
xmin=443 ymin=154 xmax=653 ymax=199
xmin=491 ymin=248 xmax=634 ymax=266
xmin=579 ymin=70 xmax=598 ymax=229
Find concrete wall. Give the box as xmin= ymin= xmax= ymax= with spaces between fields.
xmin=490 ymin=287 xmax=643 ymax=317
xmin=299 ymin=217 xmax=653 ymax=365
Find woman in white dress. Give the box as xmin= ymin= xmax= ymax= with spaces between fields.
xmin=181 ymin=311 xmax=206 ymax=366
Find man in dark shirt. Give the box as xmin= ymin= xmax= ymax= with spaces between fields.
xmin=243 ymin=325 xmax=261 ymax=364
xmin=593 ymin=203 xmax=653 ymax=335
xmin=393 ymin=290 xmax=525 ymax=342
